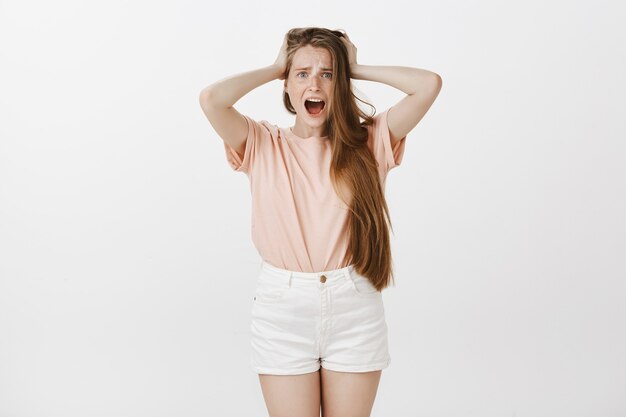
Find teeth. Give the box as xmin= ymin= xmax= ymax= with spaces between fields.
xmin=306 ymin=98 xmax=324 ymax=102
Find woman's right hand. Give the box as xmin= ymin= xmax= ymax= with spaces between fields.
xmin=274 ymin=35 xmax=288 ymax=80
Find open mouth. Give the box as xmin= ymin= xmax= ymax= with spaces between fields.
xmin=304 ymin=99 xmax=326 ymax=116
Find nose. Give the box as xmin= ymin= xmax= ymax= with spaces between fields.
xmin=307 ymin=75 xmax=321 ymax=90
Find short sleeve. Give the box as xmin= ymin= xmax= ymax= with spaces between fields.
xmin=223 ymin=115 xmax=267 ymax=174
xmin=367 ymin=108 xmax=407 ymax=176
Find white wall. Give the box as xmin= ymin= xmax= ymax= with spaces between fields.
xmin=1 ymin=0 xmax=624 ymax=416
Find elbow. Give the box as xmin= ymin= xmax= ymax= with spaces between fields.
xmin=411 ymin=72 xmax=442 ymax=96
xmin=199 ymin=87 xmax=213 ymax=105
xmin=432 ymin=73 xmax=442 ymax=89
xmin=429 ymin=73 xmax=442 ymax=95
xmin=199 ymin=86 xmax=229 ymax=110
xmin=199 ymin=87 xmax=221 ymax=111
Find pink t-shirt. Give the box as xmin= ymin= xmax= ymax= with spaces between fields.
xmin=224 ymin=108 xmax=406 ymax=272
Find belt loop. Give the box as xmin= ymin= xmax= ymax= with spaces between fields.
xmin=286 ymin=271 xmax=293 ymax=288
xmin=343 ymin=267 xmax=352 ymax=283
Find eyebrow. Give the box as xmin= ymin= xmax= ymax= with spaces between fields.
xmin=294 ymin=66 xmax=333 ymax=71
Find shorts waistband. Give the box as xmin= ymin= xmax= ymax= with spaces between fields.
xmin=260 ymin=260 xmax=356 ymax=287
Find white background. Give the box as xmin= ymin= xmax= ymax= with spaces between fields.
xmin=1 ymin=0 xmax=625 ymax=416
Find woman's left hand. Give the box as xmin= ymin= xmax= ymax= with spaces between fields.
xmin=339 ymin=31 xmax=357 ymax=67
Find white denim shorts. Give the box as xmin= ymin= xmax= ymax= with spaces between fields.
xmin=250 ymin=260 xmax=391 ymax=375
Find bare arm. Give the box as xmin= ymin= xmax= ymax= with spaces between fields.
xmin=200 ymin=64 xmax=283 ymax=108
xmin=199 ymin=36 xmax=288 ymax=157
xmin=340 ymin=33 xmax=442 ymax=148
xmin=351 ymin=64 xmax=442 ymax=148
xmin=351 ymin=64 xmax=439 ymax=96
xmin=198 ymin=64 xmax=283 ymax=157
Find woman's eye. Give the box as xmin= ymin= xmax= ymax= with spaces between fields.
xmin=296 ymin=72 xmax=331 ymax=79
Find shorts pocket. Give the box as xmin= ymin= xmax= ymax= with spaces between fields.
xmin=253 ymin=277 xmax=288 ymax=304
xmin=348 ymin=273 xmax=381 ymax=297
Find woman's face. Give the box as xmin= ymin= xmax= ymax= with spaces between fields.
xmin=284 ymin=45 xmax=334 ymax=126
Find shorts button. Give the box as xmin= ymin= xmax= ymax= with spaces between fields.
xmin=320 ymin=275 xmax=327 ymax=283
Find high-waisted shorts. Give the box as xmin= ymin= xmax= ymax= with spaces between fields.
xmin=249 ymin=260 xmax=391 ymax=375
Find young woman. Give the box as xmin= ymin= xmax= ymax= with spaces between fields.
xmin=199 ymin=27 xmax=441 ymax=417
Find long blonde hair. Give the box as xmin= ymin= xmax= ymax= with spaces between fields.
xmin=282 ymin=27 xmax=396 ymax=291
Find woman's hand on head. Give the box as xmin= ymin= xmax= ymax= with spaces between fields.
xmin=274 ymin=34 xmax=288 ymax=80
xmin=339 ymin=31 xmax=357 ymax=67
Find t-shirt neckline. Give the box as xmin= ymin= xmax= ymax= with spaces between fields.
xmin=284 ymin=126 xmax=328 ymax=141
